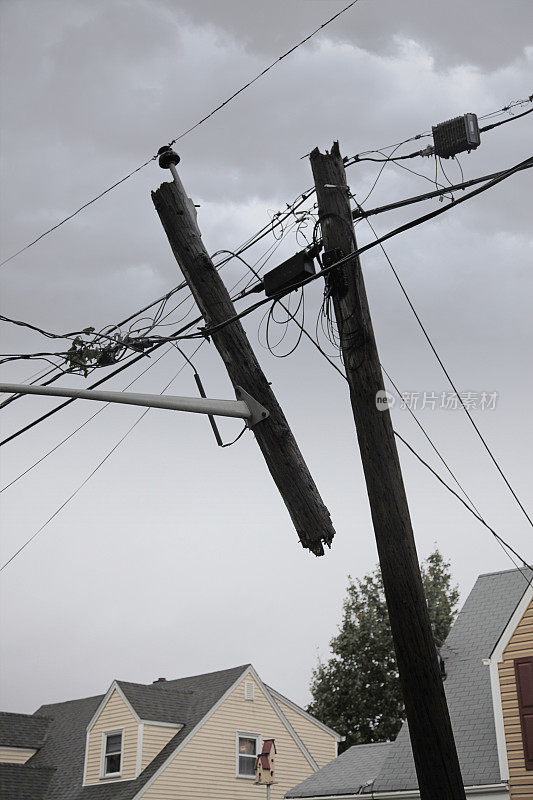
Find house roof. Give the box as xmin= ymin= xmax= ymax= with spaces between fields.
xmin=0 ymin=712 xmax=51 ymax=749
xmin=0 ymin=763 xmax=56 ymax=800
xmin=27 ymin=664 xmax=251 ymax=800
xmin=287 ymin=567 xmax=532 ymax=797
xmin=116 ymin=680 xmax=192 ymax=725
xmin=286 ymin=742 xmax=393 ymax=797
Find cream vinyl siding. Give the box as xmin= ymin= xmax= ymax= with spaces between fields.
xmin=498 ymin=596 xmax=533 ymax=799
xmin=0 ymin=746 xmax=36 ymax=763
xmin=142 ymin=724 xmax=180 ymax=770
xmin=84 ymin=689 xmax=138 ymax=784
xmin=270 ymin=696 xmax=336 ymax=768
xmin=141 ymin=674 xmax=316 ymax=800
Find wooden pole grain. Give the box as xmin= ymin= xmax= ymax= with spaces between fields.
xmin=310 ymin=142 xmax=466 ymax=798
xmin=152 ymin=175 xmax=335 ymax=556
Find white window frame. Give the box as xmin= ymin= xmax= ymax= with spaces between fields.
xmin=235 ymin=730 xmax=261 ymax=779
xmin=100 ymin=728 xmax=124 ymax=779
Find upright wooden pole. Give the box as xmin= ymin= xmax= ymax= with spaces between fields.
xmin=152 ymin=159 xmax=335 ymax=556
xmin=310 ymin=142 xmax=466 ymax=798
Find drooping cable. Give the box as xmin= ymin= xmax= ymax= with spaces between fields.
xmin=198 ymin=156 xmax=533 ymax=339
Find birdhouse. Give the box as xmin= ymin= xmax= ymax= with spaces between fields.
xmin=255 ymin=739 xmax=276 ymax=784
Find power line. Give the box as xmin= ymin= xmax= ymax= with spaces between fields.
xmin=351 ymin=161 xmax=533 ymax=221
xmin=0 ymin=345 xmax=175 ymax=494
xmin=0 ymin=224 xmax=298 ymax=447
xmin=0 ymin=1 xmax=357 ymax=269
xmin=479 ymin=105 xmax=533 ymax=133
xmin=246 ymin=250 xmax=533 ymax=581
xmin=344 ymin=94 xmax=533 ymax=166
xmin=224 ymin=243 xmax=532 ymax=577
xmin=395 ymin=431 xmax=533 ymax=583
xmin=381 ymin=365 xmax=481 ymax=514
xmin=352 ymin=197 xmax=533 ymax=531
xmin=164 ymin=0 xmax=360 ymax=148
xmin=0 ymin=229 xmax=306 ymax=565
xmin=0 ymin=342 xmax=206 ymax=573
xmin=0 ymin=311 xmax=204 ymax=447
xmin=478 ymin=94 xmax=533 ymax=121
xmin=1 ymin=156 xmax=528 ymax=451
xmin=279 ymin=292 xmax=533 ymax=580
xmin=0 ymin=189 xmax=314 ymax=411
xmin=198 ymin=155 xmax=533 ymax=338
xmin=0 ymin=157 xmax=156 ymax=269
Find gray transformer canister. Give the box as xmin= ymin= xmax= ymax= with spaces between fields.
xmin=432 ymin=113 xmax=481 ymax=158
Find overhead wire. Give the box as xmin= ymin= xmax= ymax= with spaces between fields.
xmin=0 ymin=227 xmax=291 ymax=456
xmin=231 ymin=228 xmax=532 ymax=579
xmin=351 ymin=161 xmax=533 ymax=221
xmin=194 ymin=155 xmax=533 ymax=340
xmin=0 ymin=341 xmax=206 ymax=573
xmin=344 ymin=93 xmax=533 ymax=167
xmin=0 ymin=0 xmax=357 ymax=269
xmin=2 ymin=156 xmax=531 ymax=534
xmin=0 ymin=229 xmax=307 ymax=565
xmin=350 ymin=194 xmax=533 ymax=531
xmin=0 ymin=345 xmax=175 ymax=495
xmin=0 ymin=189 xmax=316 ymax=416
xmin=479 ymin=105 xmax=533 ymax=132
xmin=395 ymin=432 xmax=532 ymax=583
xmin=0 ymin=283 xmax=189 ymax=409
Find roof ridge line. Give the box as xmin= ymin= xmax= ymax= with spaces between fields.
xmin=478 ymin=566 xmax=532 ymax=578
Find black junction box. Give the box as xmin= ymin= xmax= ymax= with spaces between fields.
xmin=432 ymin=113 xmax=480 ymax=158
xmin=263 ymin=250 xmax=316 ymax=297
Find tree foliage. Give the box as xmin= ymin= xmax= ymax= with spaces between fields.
xmin=307 ymin=548 xmax=459 ymax=751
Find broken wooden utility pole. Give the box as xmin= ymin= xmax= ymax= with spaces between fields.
xmin=310 ymin=142 xmax=466 ymax=799
xmin=152 ymin=147 xmax=335 ymax=556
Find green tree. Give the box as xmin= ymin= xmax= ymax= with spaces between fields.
xmin=307 ymin=547 xmax=459 ymax=751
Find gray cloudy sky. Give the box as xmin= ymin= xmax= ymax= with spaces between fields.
xmin=0 ymin=0 xmax=532 ymax=714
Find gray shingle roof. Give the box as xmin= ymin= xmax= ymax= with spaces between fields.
xmin=287 ymin=567 xmax=532 ymax=797
xmin=27 ymin=664 xmax=250 ymax=800
xmin=0 ymin=712 xmax=51 ymax=749
xmin=286 ymin=742 xmax=392 ymax=797
xmin=117 ymin=680 xmax=192 ymax=725
xmin=0 ymin=763 xmax=55 ymax=800
xmin=28 ymin=694 xmax=104 ymax=800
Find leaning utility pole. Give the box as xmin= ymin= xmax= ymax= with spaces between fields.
xmin=151 ymin=148 xmax=335 ymax=556
xmin=310 ymin=143 xmax=466 ymax=799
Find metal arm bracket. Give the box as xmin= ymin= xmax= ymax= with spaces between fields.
xmin=235 ymin=386 xmax=269 ymax=427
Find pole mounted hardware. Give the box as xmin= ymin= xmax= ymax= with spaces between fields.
xmin=157 ymin=145 xmax=201 ymax=232
xmin=432 ymin=113 xmax=480 ymax=158
xmin=262 ymin=248 xmax=317 ymax=298
xmin=0 ymin=383 xmax=269 ymax=427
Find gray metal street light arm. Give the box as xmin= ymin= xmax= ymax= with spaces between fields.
xmin=0 ymin=383 xmax=269 ymax=427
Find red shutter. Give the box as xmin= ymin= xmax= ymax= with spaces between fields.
xmin=514 ymin=656 xmax=533 ymax=770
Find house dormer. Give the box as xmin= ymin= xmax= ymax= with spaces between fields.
xmin=83 ymin=680 xmax=182 ymax=785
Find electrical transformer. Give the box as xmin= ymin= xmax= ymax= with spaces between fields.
xmin=432 ymin=114 xmax=480 ymax=158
